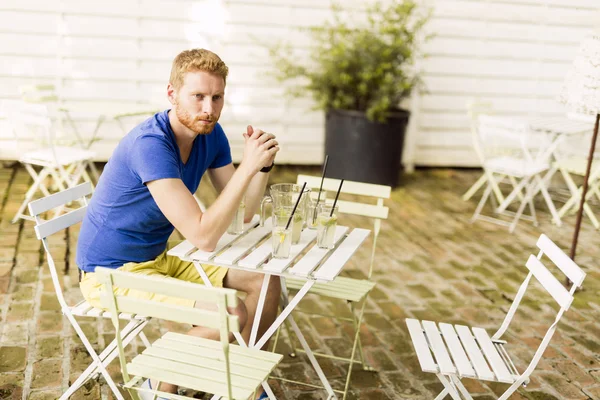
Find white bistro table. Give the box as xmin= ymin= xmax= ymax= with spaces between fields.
xmin=487 ymin=116 xmax=593 ymax=225
xmin=167 ymin=216 xmax=370 ymax=400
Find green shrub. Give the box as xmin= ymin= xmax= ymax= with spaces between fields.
xmin=269 ymin=0 xmax=431 ymax=123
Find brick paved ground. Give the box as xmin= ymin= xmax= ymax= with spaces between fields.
xmin=0 ymin=164 xmax=598 ymax=400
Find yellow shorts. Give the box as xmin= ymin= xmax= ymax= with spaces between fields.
xmin=79 ymin=241 xmax=228 ymax=309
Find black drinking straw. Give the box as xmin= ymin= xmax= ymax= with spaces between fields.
xmin=313 ymin=155 xmax=329 ymax=223
xmin=286 ymin=182 xmax=307 ymax=230
xmin=330 ymin=179 xmax=344 ymax=217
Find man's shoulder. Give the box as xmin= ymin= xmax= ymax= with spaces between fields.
xmin=128 ymin=110 xmax=171 ymax=141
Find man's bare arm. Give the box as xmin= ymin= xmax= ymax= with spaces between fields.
xmin=147 ymin=166 xmax=253 ymax=251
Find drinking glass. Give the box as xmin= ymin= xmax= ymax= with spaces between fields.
xmin=226 ymin=197 xmax=246 ymax=235
xmin=316 ymin=204 xmax=338 ymax=249
xmin=306 ymin=190 xmax=328 ymax=230
xmin=272 ymin=207 xmax=293 ymax=258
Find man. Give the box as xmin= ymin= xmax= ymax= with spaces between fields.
xmin=76 ymin=49 xmax=279 ymax=399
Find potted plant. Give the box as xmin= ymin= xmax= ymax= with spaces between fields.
xmin=269 ymin=0 xmax=430 ymax=187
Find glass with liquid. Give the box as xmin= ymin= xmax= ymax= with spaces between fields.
xmin=272 ymin=207 xmax=293 ymax=258
xmin=316 ymin=204 xmax=338 ymax=249
xmin=226 ymin=198 xmax=246 ymax=235
xmin=306 ymin=190 xmax=328 ymax=230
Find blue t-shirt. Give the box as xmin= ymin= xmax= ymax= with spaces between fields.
xmin=76 ymin=110 xmax=232 ymax=272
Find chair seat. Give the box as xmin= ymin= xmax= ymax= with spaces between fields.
xmin=20 ymin=146 xmax=94 ymax=167
xmin=405 ymin=319 xmax=519 ymax=384
xmin=553 ymin=157 xmax=599 ymax=176
xmin=285 ymin=276 xmax=376 ymax=302
xmin=126 ymin=331 xmax=282 ymax=399
xmin=70 ymin=300 xmax=147 ymax=321
xmin=485 ymin=157 xmax=548 ymax=178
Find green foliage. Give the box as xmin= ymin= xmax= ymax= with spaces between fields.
xmin=269 ymin=1 xmax=431 ymax=123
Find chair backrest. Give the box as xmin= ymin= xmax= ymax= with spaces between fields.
xmin=95 ymin=267 xmax=239 ymax=398
xmin=296 ymin=174 xmax=391 ymax=279
xmin=1 ymin=99 xmax=55 ymax=154
xmin=28 ymin=182 xmax=93 ymax=308
xmin=492 ymin=234 xmax=586 ymax=381
xmin=466 ymin=99 xmax=494 ymax=164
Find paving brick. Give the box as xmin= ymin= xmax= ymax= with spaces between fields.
xmin=0 ymin=347 xmax=26 ymax=373
xmin=30 ymin=359 xmax=62 ymax=389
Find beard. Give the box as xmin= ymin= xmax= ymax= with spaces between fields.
xmin=174 ymin=100 xmax=219 ymax=135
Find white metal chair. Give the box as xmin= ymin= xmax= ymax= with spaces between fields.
xmin=463 ymin=100 xmax=506 ymax=203
xmin=95 ymin=267 xmax=283 ymax=400
xmin=471 ymin=115 xmax=560 ymax=233
xmin=20 ymin=84 xmax=102 ymax=181
xmin=276 ymin=174 xmax=390 ymax=400
xmin=2 ymin=100 xmax=96 ymax=223
xmin=406 ymin=234 xmax=586 ymax=400
xmin=29 ymin=182 xmax=151 ymax=400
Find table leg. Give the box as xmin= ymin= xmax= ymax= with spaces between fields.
xmin=281 ymin=277 xmax=337 ymax=400
xmin=250 ymin=274 xmax=271 ymax=347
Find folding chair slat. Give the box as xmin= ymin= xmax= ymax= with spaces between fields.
xmin=405 ymin=319 xmax=438 ymax=373
xmin=162 ymin=331 xmax=282 ymax=363
xmin=127 ymin=360 xmax=254 ymax=400
xmin=166 ymin=240 xmax=196 ymax=260
xmin=213 ymin=223 xmax=271 ymax=265
xmin=188 ymin=215 xmax=261 ymax=262
xmin=454 ymin=325 xmax=495 ymax=381
xmin=262 ymin=229 xmax=317 ymax=273
xmin=86 ymin=307 xmax=103 ymax=317
xmin=297 ymin=174 xmax=392 ymax=198
xmin=97 ymin=267 xmax=238 ymax=305
xmin=111 ymin=296 xmax=238 ymax=331
xmin=472 ymin=328 xmax=514 ymax=383
xmin=285 ymin=276 xmax=375 ymax=302
xmin=70 ymin=300 xmax=94 ymax=316
xmin=288 ymin=226 xmax=349 ymax=278
xmin=334 ymin=199 xmax=389 ymax=219
xmin=152 ymin=336 xmax=281 ymax=371
xmin=525 ymin=255 xmax=573 ymax=310
xmin=439 ymin=323 xmax=477 ymax=378
xmin=313 ymin=228 xmax=370 ymax=281
xmin=536 ymin=234 xmax=586 ymax=287
xmin=28 ymin=182 xmax=92 ymax=216
xmin=34 ymin=207 xmax=87 ymax=239
xmin=422 ymin=321 xmax=457 ymax=374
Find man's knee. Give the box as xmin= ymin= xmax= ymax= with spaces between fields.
xmin=228 ymin=298 xmax=248 ymax=332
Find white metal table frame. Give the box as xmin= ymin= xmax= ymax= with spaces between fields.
xmin=168 ymin=216 xmax=370 ymax=400
xmin=527 ymin=117 xmax=594 ymax=223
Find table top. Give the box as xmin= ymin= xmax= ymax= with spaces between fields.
xmin=525 ymin=116 xmax=592 ymax=135
xmin=167 ymin=216 xmax=370 ymax=283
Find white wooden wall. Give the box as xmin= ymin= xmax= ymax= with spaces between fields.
xmin=0 ymin=0 xmax=597 ymax=167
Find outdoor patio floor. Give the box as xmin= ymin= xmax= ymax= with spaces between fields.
xmin=0 ymin=164 xmax=598 ymax=400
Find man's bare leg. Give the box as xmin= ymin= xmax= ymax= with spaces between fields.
xmin=223 ymin=269 xmax=281 ymax=348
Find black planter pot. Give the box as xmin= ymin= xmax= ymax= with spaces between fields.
xmin=324 ymin=108 xmax=410 ymax=188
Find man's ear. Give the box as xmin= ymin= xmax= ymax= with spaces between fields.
xmin=167 ymin=83 xmax=177 ymax=105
